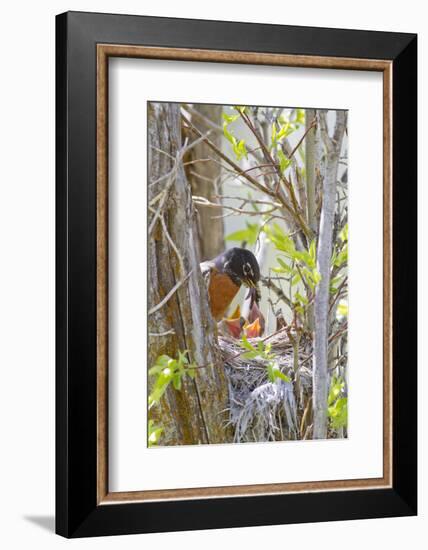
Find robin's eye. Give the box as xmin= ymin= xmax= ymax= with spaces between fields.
xmin=243 ymin=262 xmax=254 ymax=278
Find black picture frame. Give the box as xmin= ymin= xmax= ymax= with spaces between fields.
xmin=56 ymin=10 xmax=417 ymax=538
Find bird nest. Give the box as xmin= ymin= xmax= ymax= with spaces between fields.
xmin=219 ymin=331 xmax=313 ymax=443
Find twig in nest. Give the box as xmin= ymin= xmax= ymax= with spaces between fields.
xmin=223 ymin=325 xmax=291 ymax=363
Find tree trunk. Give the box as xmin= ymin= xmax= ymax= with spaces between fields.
xmin=305 ymin=109 xmax=318 ymax=235
xmin=305 ymin=109 xmax=318 ymax=332
xmin=186 ymin=104 xmax=225 ymax=261
xmin=312 ymin=111 xmax=347 ymax=439
xmin=148 ymin=102 xmax=232 ymax=445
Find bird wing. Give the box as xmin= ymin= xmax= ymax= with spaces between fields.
xmin=200 ymin=260 xmax=215 ymax=288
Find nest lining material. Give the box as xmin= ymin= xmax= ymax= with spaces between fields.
xmin=219 ymin=332 xmax=313 ymax=443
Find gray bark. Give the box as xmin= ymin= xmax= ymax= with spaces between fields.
xmin=305 ymin=109 xmax=318 ymax=235
xmin=305 ymin=109 xmax=318 ymax=332
xmin=148 ymin=102 xmax=232 ymax=445
xmin=186 ymin=104 xmax=225 ymax=261
xmin=312 ymin=111 xmax=347 ymax=439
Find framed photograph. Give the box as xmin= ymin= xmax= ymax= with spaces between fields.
xmin=56 ymin=11 xmax=417 ymax=538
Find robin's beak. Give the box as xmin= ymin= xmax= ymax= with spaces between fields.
xmin=244 ymin=278 xmax=256 ymax=288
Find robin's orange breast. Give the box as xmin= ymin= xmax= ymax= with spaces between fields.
xmin=208 ymin=270 xmax=241 ymax=321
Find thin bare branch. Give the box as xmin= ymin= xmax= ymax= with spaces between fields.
xmin=148 ymin=270 xmax=193 ymax=316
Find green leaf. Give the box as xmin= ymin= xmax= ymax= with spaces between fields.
xmin=328 ymin=397 xmax=348 ymax=430
xmin=328 ymin=376 xmax=345 ymax=405
xmin=277 ymin=148 xmax=291 ymax=173
xmin=294 ymin=250 xmax=316 ymax=268
xmin=222 ymin=112 xmax=239 ymax=124
xmin=241 ymin=334 xmax=256 ymax=352
xmin=172 ymin=374 xmax=182 ymax=390
xmin=334 ymin=245 xmax=348 ymax=268
xmin=148 ymin=381 xmax=169 ymax=408
xmin=330 ymin=275 xmax=343 ymax=288
xmin=265 ymin=224 xmax=318 ymax=269
xmin=276 ymin=257 xmax=292 ymax=273
xmin=267 ymin=362 xmax=290 ymax=383
xmin=311 ymin=269 xmax=321 ymax=285
xmin=309 ymin=239 xmax=317 ymax=262
xmin=271 ymin=122 xmax=277 ymax=146
xmin=295 ymin=109 xmax=305 ymax=125
xmin=339 ymin=223 xmax=348 ymax=243
xmin=301 ymin=268 xmax=315 ymax=291
xmin=187 ymin=366 xmax=196 ymax=379
xmin=264 ymin=224 xmax=296 ymax=254
xmin=275 ymin=371 xmax=291 ymax=383
xmin=177 ymin=350 xmax=189 ymax=367
xmin=233 ymin=138 xmax=248 ymax=160
xmin=276 ymin=118 xmax=296 ymax=141
xmin=148 ymin=355 xmax=173 ymax=375
xmin=149 ymin=352 xmax=197 ymax=408
xmin=148 ymin=420 xmax=164 ymax=447
xmin=337 ymin=301 xmax=348 ymax=317
xmin=295 ymin=291 xmax=308 ymax=305
xmin=327 ymin=376 xmax=347 ymax=430
xmin=242 ymin=351 xmax=261 ymax=360
xmin=222 ymin=111 xmax=247 ymax=160
xmin=226 ymin=221 xmax=258 ymax=245
xmin=223 ymin=123 xmax=236 ymax=146
xmin=291 ymin=274 xmax=301 ymax=286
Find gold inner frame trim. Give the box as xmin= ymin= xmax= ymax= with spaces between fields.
xmin=96 ymin=43 xmax=393 ymax=505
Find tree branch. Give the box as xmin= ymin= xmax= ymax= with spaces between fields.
xmin=312 ymin=110 xmax=347 ymax=439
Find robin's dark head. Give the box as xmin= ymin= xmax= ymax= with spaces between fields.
xmin=216 ymin=247 xmax=260 ymax=288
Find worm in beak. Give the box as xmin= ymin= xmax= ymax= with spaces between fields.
xmin=245 ymin=284 xmax=261 ymax=308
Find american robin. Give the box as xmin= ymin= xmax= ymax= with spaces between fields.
xmin=200 ymin=247 xmax=261 ymax=322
